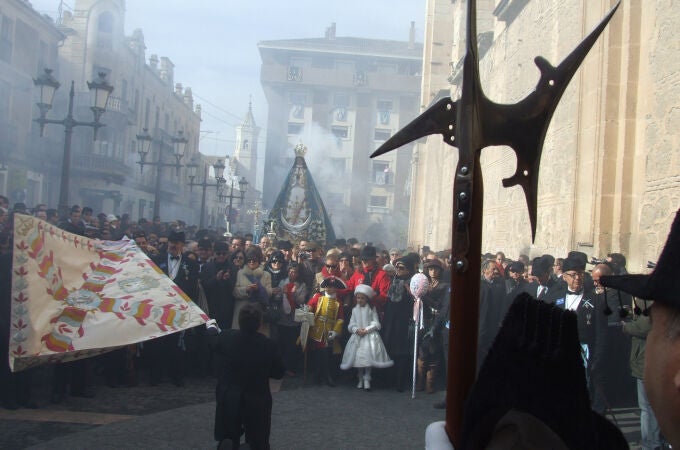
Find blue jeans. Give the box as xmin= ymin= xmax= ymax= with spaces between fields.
xmin=638 ymin=378 xmax=661 ymax=449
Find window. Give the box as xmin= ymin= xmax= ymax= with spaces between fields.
xmin=0 ymin=15 xmax=13 ymax=63
xmin=242 ymin=140 xmax=249 ymax=151
xmin=333 ymin=93 xmax=349 ymax=108
xmin=374 ymin=129 xmax=391 ymax=141
xmin=372 ymin=161 xmax=391 ymax=185
xmin=288 ymin=66 xmax=303 ymax=82
xmin=287 ymin=122 xmax=304 ymax=135
xmin=369 ymin=195 xmax=388 ymax=208
xmin=97 ymin=12 xmax=114 ymax=49
xmin=377 ymin=99 xmax=393 ymax=125
xmin=290 ymin=92 xmax=306 ymax=119
xmin=331 ymin=126 xmax=349 ymax=140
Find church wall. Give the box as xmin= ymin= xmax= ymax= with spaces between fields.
xmin=410 ymin=0 xmax=680 ymax=271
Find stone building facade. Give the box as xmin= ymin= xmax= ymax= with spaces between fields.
xmin=1 ymin=0 xmax=204 ymax=223
xmin=409 ymin=0 xmax=680 ymax=271
xmin=258 ymin=24 xmax=422 ymax=245
xmin=0 ymin=0 xmax=62 ymax=206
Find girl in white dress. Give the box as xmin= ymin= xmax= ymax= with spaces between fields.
xmin=340 ymin=284 xmax=393 ymax=391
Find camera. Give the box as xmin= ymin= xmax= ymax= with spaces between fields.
xmin=298 ymin=250 xmax=312 ymax=260
xmin=589 ymin=257 xmax=606 ymax=265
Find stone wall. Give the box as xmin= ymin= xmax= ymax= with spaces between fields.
xmin=410 ymin=0 xmax=680 ymax=271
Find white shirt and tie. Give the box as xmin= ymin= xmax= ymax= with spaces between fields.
xmin=168 ymin=254 xmax=182 ymax=280
xmin=565 ymin=291 xmax=583 ymax=311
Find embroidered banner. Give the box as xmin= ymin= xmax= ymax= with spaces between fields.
xmin=9 ymin=215 xmax=209 ymax=372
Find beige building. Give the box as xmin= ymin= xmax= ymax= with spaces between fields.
xmin=410 ymin=0 xmax=680 ymax=271
xmin=0 ymin=0 xmax=62 ymax=205
xmin=258 ymin=24 xmax=422 ymax=245
xmin=1 ymin=0 xmax=205 ymax=223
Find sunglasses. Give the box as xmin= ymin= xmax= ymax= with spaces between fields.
xmin=325 ymin=264 xmax=338 ymax=269
xmin=247 ymin=258 xmax=259 ymax=263
xmin=271 ymin=259 xmax=282 ymax=264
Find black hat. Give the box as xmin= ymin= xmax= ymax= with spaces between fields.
xmin=396 ymin=253 xmax=420 ymax=272
xmin=600 ymin=209 xmax=680 ymax=307
xmin=320 ymin=276 xmax=347 ymax=290
xmin=214 ymin=241 xmax=229 ymax=252
xmin=423 ymin=259 xmax=445 ymax=271
xmin=168 ymin=231 xmax=185 ymax=243
xmin=461 ymin=294 xmax=628 ymax=449
xmin=197 ymin=238 xmax=212 ymax=250
xmin=360 ymin=245 xmax=377 ymax=259
xmin=562 ymin=255 xmax=586 ymax=272
xmin=507 ymin=261 xmax=525 ymax=274
xmin=531 ymin=256 xmax=552 ymax=277
xmin=567 ymin=251 xmax=588 ymax=267
xmin=276 ymin=240 xmax=292 ymax=250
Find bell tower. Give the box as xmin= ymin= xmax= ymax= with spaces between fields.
xmin=234 ymin=98 xmax=260 ymax=189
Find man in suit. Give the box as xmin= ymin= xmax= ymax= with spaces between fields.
xmin=525 ymin=256 xmax=555 ymax=300
xmin=213 ymin=303 xmax=285 ymax=449
xmin=544 ymin=255 xmax=608 ymax=413
xmin=148 ymin=230 xmax=200 ymax=386
xmin=478 ymin=259 xmax=509 ymax=370
xmin=600 ymin=208 xmax=680 ymax=449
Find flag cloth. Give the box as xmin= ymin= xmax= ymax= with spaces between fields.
xmin=9 ymin=215 xmax=209 ymax=372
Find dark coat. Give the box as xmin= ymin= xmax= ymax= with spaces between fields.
xmin=382 ymin=276 xmax=415 ymax=358
xmin=153 ymin=252 xmax=200 ymax=301
xmin=478 ymin=278 xmax=509 ymax=367
xmin=213 ymin=329 xmax=285 ymax=442
xmin=200 ymin=260 xmax=238 ymax=329
xmin=543 ymin=286 xmax=608 ymax=369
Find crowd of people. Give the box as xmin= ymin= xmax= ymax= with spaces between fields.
xmin=0 ymin=197 xmax=676 ymax=449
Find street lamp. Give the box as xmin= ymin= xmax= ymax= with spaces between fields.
xmin=136 ymin=128 xmax=189 ymax=219
xmin=186 ymin=156 xmax=226 ymax=229
xmin=219 ymin=171 xmax=249 ymax=233
xmin=33 ymin=68 xmax=114 ymax=218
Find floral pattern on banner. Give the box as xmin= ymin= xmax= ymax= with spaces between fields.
xmin=10 ymin=215 xmax=209 ymax=372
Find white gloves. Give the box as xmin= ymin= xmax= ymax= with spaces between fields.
xmin=205 ymin=319 xmax=221 ymax=336
xmin=327 ymin=331 xmax=337 ymax=341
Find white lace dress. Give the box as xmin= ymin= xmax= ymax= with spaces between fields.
xmin=340 ymin=304 xmax=394 ymax=369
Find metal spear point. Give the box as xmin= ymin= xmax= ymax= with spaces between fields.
xmin=370 ymin=0 xmax=620 ymax=445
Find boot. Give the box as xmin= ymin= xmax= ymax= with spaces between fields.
xmin=416 ymin=359 xmax=426 ymax=392
xmin=426 ymin=366 xmax=436 ymax=394
xmin=356 ymin=369 xmax=364 ymax=389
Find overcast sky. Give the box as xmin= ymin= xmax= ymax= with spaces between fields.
xmin=30 ymin=0 xmax=425 ymax=160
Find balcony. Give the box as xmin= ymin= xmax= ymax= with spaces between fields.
xmin=72 ymin=154 xmax=129 ymax=184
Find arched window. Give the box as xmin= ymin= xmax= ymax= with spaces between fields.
xmin=97 ymin=12 xmax=114 ymax=49
xmin=242 ymin=140 xmax=249 ymax=151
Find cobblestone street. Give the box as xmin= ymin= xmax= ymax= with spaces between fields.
xmin=0 ymin=365 xmax=642 ymax=449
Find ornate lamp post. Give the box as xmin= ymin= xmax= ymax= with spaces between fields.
xmin=186 ymin=157 xmax=226 ymax=229
xmin=136 ymin=128 xmax=189 ymax=219
xmin=33 ymin=68 xmax=114 ymax=218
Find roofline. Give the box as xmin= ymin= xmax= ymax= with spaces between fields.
xmin=257 ymin=43 xmax=422 ymax=62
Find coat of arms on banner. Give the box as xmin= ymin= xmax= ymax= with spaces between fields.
xmin=9 ymin=215 xmax=208 ymax=372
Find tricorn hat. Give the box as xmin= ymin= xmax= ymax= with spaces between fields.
xmin=600 ymin=209 xmax=680 ymax=306
xmin=461 ymin=294 xmax=628 ymax=449
xmin=320 ymin=276 xmax=347 ymax=290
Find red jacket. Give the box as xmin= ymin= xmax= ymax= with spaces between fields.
xmin=346 ymin=267 xmax=391 ymax=311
